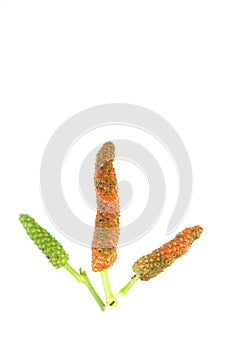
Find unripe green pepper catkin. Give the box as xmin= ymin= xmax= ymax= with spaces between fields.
xmin=19 ymin=214 xmax=69 ymax=268
xmin=133 ymin=225 xmax=203 ymax=281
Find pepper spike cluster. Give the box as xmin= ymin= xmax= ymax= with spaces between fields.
xmin=19 ymin=214 xmax=69 ymax=269
xmin=92 ymin=141 xmax=120 ymax=272
xmin=132 ymin=225 xmax=203 ymax=281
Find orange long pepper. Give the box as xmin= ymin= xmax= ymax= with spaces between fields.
xmin=133 ymin=225 xmax=203 ymax=281
xmin=92 ymin=142 xmax=120 ymax=272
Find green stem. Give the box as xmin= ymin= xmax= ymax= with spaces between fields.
xmin=100 ymin=268 xmax=118 ymax=308
xmin=64 ymin=263 xmax=85 ymax=283
xmin=116 ymin=275 xmax=139 ymax=298
xmin=64 ymin=263 xmax=105 ymax=311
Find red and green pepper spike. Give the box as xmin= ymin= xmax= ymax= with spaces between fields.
xmin=92 ymin=141 xmax=120 ymax=307
xmin=133 ymin=225 xmax=203 ymax=281
xmin=19 ymin=214 xmax=105 ymax=311
xmin=92 ymin=141 xmax=120 ymax=271
xmin=117 ymin=225 xmax=203 ymax=298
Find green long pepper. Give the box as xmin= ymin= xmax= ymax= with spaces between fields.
xmin=19 ymin=214 xmax=105 ymax=311
xmin=19 ymin=214 xmax=69 ymax=268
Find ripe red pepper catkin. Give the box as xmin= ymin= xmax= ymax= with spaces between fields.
xmin=132 ymin=225 xmax=203 ymax=281
xmin=92 ymin=142 xmax=120 ymax=272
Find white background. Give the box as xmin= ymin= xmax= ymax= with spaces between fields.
xmin=1 ymin=1 xmax=233 ymax=349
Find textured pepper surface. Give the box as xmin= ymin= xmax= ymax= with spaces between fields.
xmin=92 ymin=142 xmax=120 ymax=272
xmin=132 ymin=225 xmax=203 ymax=281
xmin=19 ymin=214 xmax=69 ymax=268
